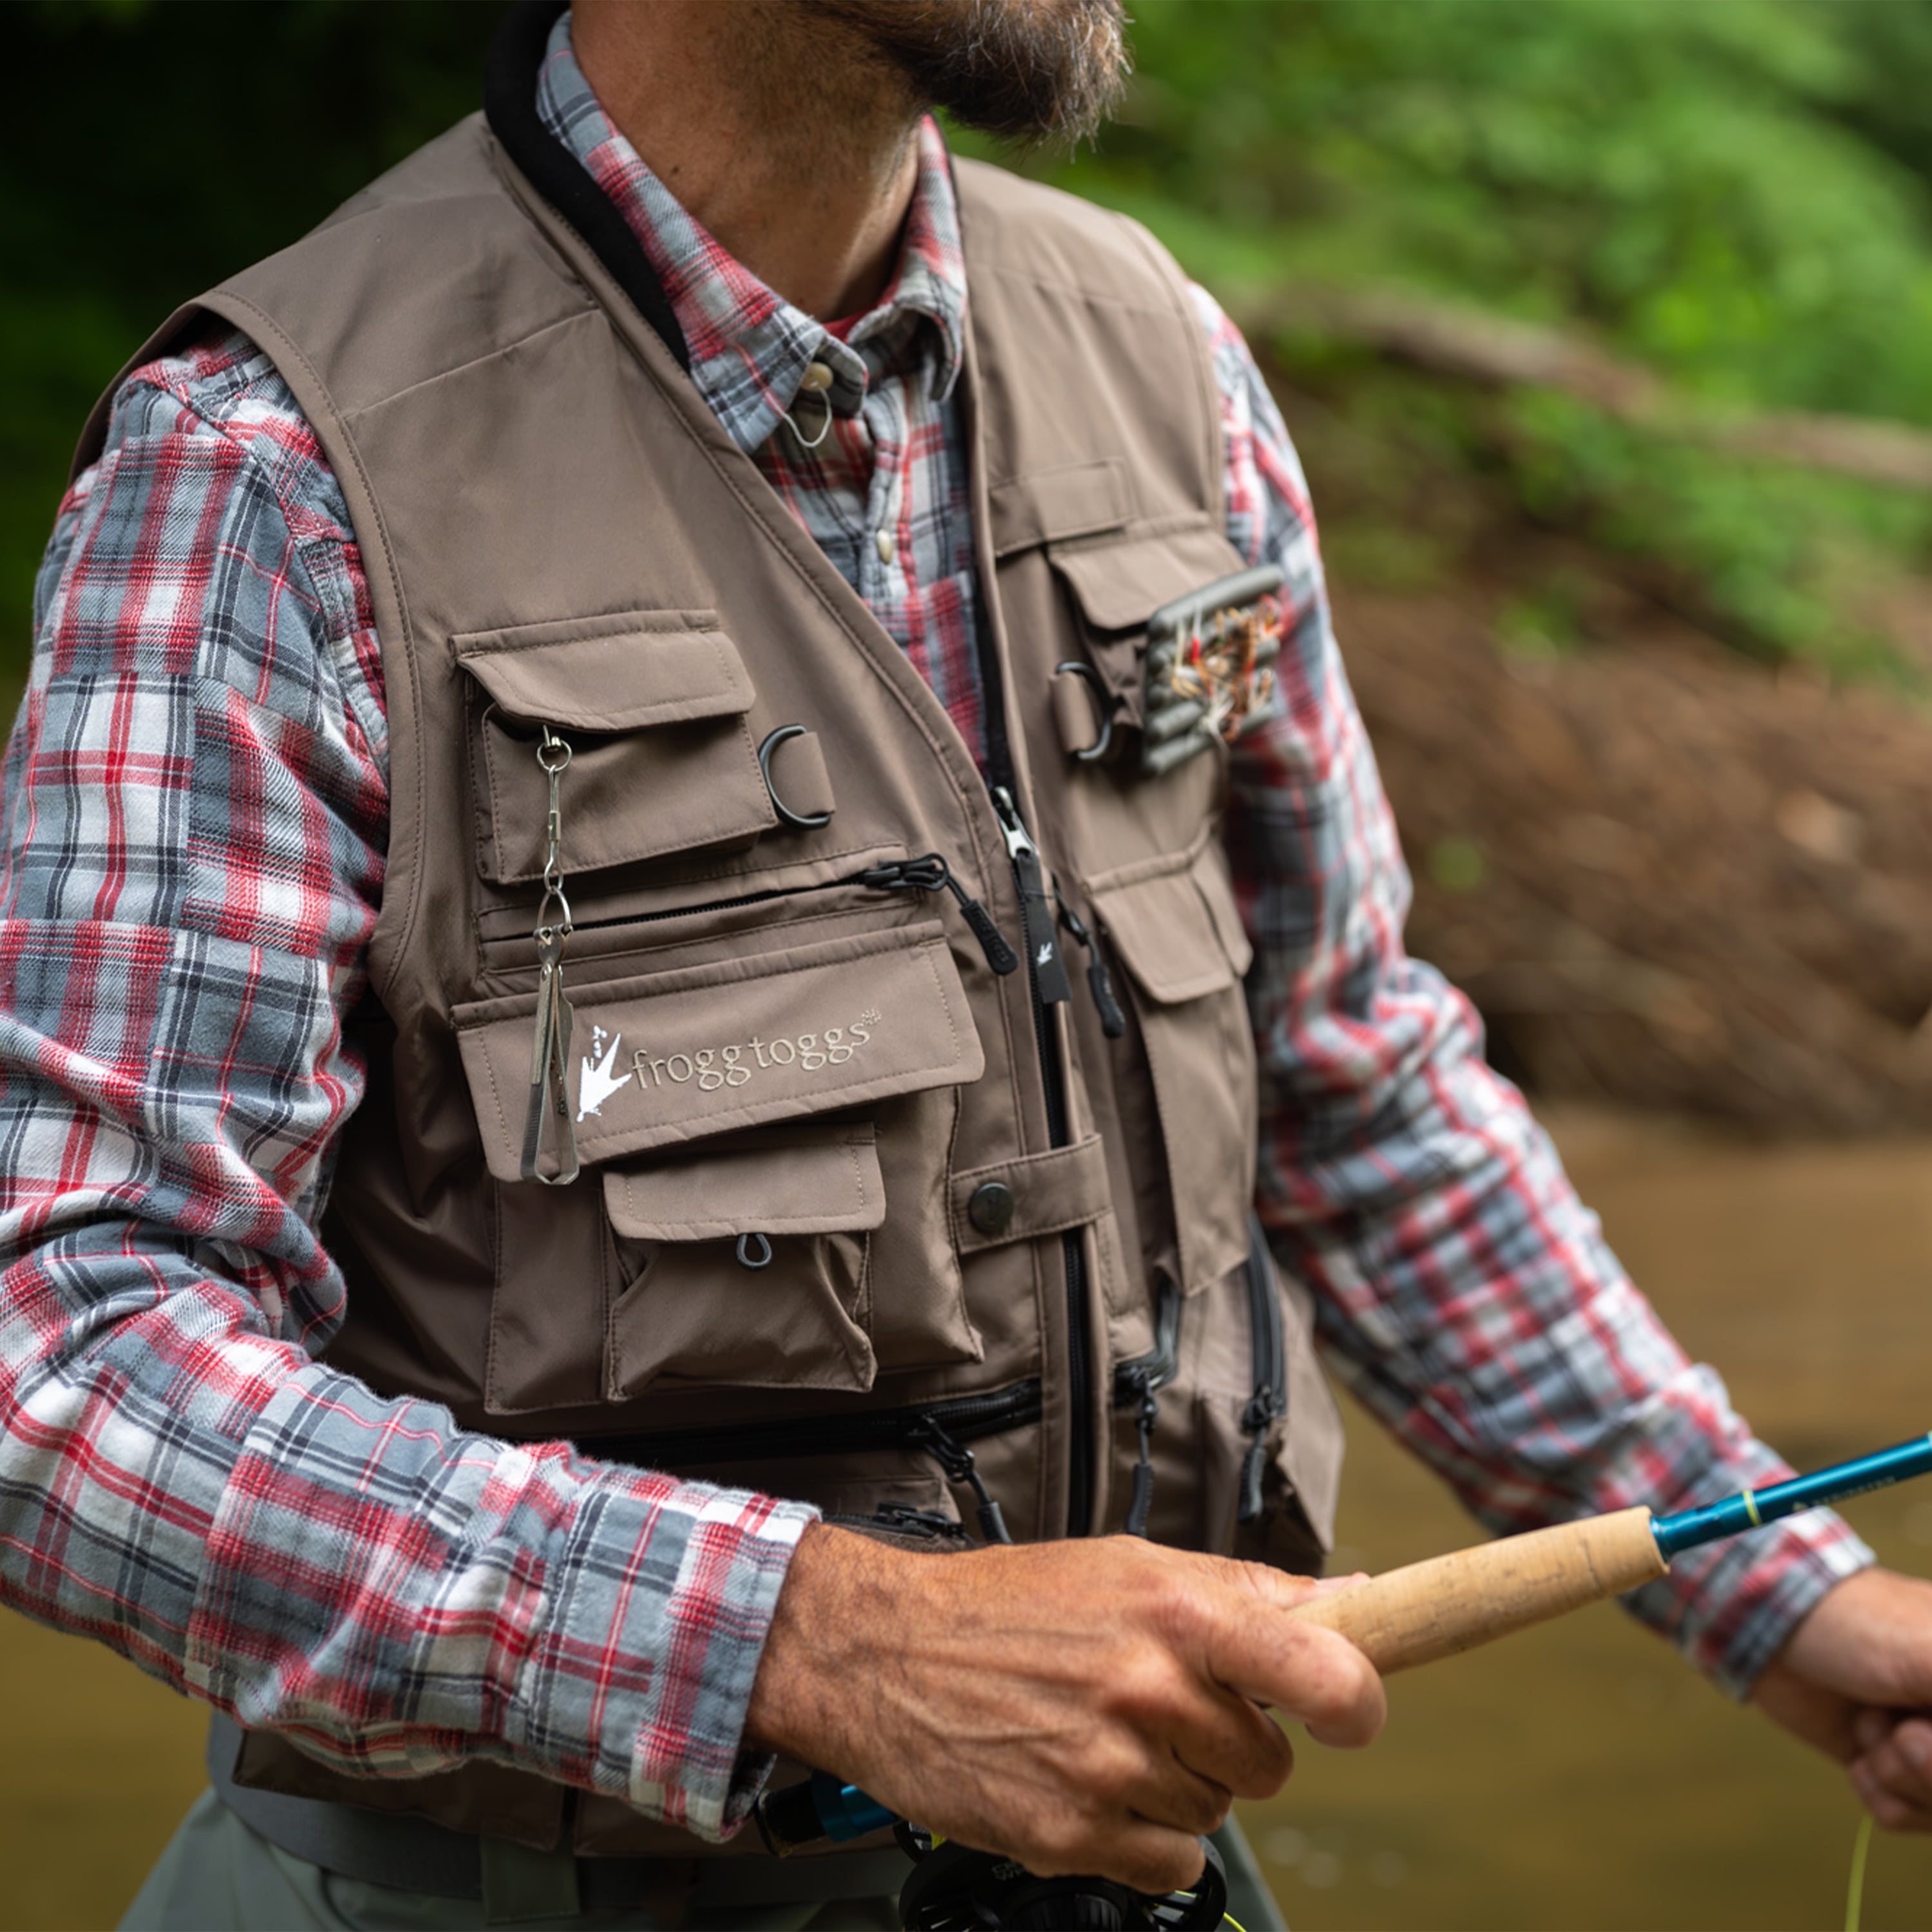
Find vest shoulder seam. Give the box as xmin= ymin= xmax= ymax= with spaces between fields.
xmin=332 ymin=305 xmax=603 ymax=424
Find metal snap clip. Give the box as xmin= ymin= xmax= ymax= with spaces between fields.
xmin=1054 ymin=660 xmax=1117 ymax=764
xmin=757 ymin=724 xmax=833 ymax=831
xmin=736 ymin=1232 xmax=775 ymax=1271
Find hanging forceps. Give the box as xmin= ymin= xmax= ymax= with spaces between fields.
xmin=523 ymin=726 xmax=580 ymax=1185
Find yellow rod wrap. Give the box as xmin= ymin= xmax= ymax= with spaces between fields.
xmin=1742 ymin=1490 xmax=1763 ymax=1527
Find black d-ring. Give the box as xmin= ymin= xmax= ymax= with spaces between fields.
xmin=736 ymin=1232 xmax=774 ymax=1271
xmin=1054 ymin=661 xmax=1117 ymax=764
xmin=757 ymin=725 xmax=833 ymax=831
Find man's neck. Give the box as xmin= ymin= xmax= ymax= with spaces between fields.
xmin=573 ymin=0 xmax=923 ymax=322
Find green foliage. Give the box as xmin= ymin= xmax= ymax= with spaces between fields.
xmin=965 ymin=0 xmax=1932 ymax=683
xmin=1018 ymin=0 xmax=1932 ymax=424
xmin=1499 ymin=388 xmax=1932 ymax=681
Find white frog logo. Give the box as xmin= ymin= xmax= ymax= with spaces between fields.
xmin=576 ymin=1025 xmax=635 ymax=1122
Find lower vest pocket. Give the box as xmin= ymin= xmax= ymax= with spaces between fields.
xmin=1087 ymin=840 xmax=1257 ymax=1294
xmin=603 ymin=1127 xmax=886 ymax=1396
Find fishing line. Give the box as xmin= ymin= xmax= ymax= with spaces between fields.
xmin=1844 ymin=1812 xmax=1872 ymax=1932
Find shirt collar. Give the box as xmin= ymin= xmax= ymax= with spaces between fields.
xmin=536 ymin=9 xmax=967 ymax=456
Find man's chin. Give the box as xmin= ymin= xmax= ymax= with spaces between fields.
xmin=793 ymin=0 xmax=1130 ymax=147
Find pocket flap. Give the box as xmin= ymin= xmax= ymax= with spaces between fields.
xmin=454 ymin=610 xmax=753 ymax=730
xmin=989 ymin=460 xmax=1129 ymax=556
xmin=455 ymin=922 xmax=983 ymax=1180
xmin=1091 ymin=845 xmax=1253 ymax=1005
xmin=1050 ymin=526 xmax=1248 ymax=633
xmin=606 ymin=1128 xmax=886 ymax=1241
xmin=950 ymin=1134 xmax=1112 ymax=1255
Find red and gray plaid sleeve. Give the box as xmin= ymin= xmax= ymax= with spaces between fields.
xmin=1194 ymin=283 xmax=1873 ymax=1695
xmin=0 ymin=331 xmax=814 ymax=1838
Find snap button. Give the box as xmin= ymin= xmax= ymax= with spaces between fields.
xmin=967 ymin=1181 xmax=1016 ymax=1237
xmin=875 ymin=528 xmax=896 ymax=565
xmin=799 ymin=360 xmax=835 ymax=393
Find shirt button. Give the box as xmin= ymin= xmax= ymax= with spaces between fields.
xmin=799 ymin=361 xmax=835 ymax=394
xmin=967 ymin=1181 xmax=1016 ymax=1237
xmin=875 ymin=529 xmax=896 ymax=565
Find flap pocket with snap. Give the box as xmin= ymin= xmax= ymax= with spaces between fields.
xmin=454 ymin=921 xmax=984 ymax=1180
xmin=1049 ymin=524 xmax=1247 ymax=636
xmin=605 ymin=1126 xmax=887 ymax=1242
xmin=1089 ymin=842 xmax=1253 ymax=1005
xmin=604 ymin=1128 xmax=886 ymax=1397
xmin=1089 ymin=843 xmax=1256 ymax=1295
xmin=455 ymin=610 xmax=793 ymax=884
xmin=1043 ymin=526 xmax=1249 ymax=745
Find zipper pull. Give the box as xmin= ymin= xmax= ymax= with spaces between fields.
xmin=1121 ymin=1384 xmax=1159 ymax=1537
xmin=853 ymin=855 xmax=1018 ymax=976
xmin=940 ymin=873 xmax=1021 ymax=976
xmin=1237 ymin=1387 xmax=1278 ymax=1524
xmin=1053 ymin=884 xmax=1128 ymax=1040
xmin=990 ymin=788 xmax=1073 ymax=1005
xmin=909 ymin=1416 xmax=1014 ymax=1544
xmin=1113 ymin=1280 xmax=1181 ymax=1537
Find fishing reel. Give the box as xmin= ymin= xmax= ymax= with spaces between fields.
xmin=756 ymin=1773 xmax=1230 ymax=1931
xmin=895 ymin=1826 xmax=1227 ymax=1932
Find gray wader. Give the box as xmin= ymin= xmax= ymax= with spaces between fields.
xmin=117 ymin=1725 xmax=1287 ymax=1931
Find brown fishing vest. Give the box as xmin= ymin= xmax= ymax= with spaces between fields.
xmin=81 ymin=71 xmax=1342 ymax=1863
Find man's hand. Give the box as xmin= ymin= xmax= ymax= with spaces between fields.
xmin=744 ymin=1525 xmax=1384 ymax=1895
xmin=1754 ymin=1567 xmax=1932 ymax=1830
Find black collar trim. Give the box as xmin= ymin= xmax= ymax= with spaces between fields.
xmin=484 ymin=0 xmax=692 ymax=375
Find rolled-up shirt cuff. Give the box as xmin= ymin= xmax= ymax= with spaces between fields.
xmin=539 ymin=1470 xmax=820 ymax=1841
xmin=1621 ymin=1504 xmax=1874 ymax=1700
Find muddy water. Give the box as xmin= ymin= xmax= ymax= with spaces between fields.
xmin=1240 ymin=1107 xmax=1932 ymax=1932
xmin=3 ymin=1107 xmax=1931 ymax=1929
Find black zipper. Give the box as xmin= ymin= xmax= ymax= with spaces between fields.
xmin=581 ymin=1377 xmax=1043 ymax=1473
xmin=851 ymin=855 xmax=1018 ymax=974
xmin=560 ymin=851 xmax=1016 ymax=976
xmin=1112 ymin=1277 xmax=1182 ymax=1537
xmin=822 ymin=1503 xmax=976 ymax=1549
xmin=1238 ymin=1215 xmax=1287 ymax=1523
xmin=991 ymin=787 xmax=1095 ymax=1538
xmin=1053 ymin=880 xmax=1128 ymax=1039
xmin=906 ymin=1414 xmax=1014 ymax=1544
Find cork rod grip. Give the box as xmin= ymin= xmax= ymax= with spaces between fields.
xmin=1285 ymin=1506 xmax=1670 ymax=1675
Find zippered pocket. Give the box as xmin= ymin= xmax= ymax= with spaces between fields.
xmin=1112 ymin=1278 xmax=1182 ymax=1536
xmin=583 ymin=1379 xmax=1041 ymax=1540
xmin=1236 ymin=1214 xmax=1287 ymax=1524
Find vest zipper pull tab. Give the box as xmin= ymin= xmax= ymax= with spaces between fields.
xmin=991 ymin=788 xmax=1072 ymax=1005
xmin=1238 ymin=1218 xmax=1287 ymax=1525
xmin=1123 ymin=1385 xmax=1159 ymax=1537
xmin=1113 ymin=1280 xmax=1182 ymax=1538
xmin=910 ymin=1416 xmax=1013 ymax=1544
xmin=852 ymin=854 xmax=1018 ymax=975
xmin=945 ymin=875 xmax=1021 ymax=976
xmin=1053 ymin=882 xmax=1128 ymax=1039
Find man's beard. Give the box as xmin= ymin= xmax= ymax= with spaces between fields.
xmin=793 ymin=0 xmax=1130 ymax=147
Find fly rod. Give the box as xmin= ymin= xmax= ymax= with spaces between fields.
xmin=757 ymin=1432 xmax=1932 ymax=1927
xmin=1287 ymin=1428 xmax=1932 ymax=1672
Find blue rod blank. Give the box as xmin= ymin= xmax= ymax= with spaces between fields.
xmin=1653 ymin=1431 xmax=1932 ymax=1559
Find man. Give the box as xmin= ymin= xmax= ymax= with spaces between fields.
xmin=4 ymin=3 xmax=1931 ymax=1929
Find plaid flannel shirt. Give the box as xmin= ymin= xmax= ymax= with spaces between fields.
xmin=0 ymin=12 xmax=1868 ymax=1841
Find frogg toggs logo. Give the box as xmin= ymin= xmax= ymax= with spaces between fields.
xmin=577 ymin=1011 xmax=881 ymax=1119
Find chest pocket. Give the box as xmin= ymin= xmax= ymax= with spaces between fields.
xmin=455 ymin=609 xmax=836 ymax=887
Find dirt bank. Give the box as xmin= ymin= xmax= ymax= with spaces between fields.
xmin=1275 ymin=360 xmax=1932 ymax=1134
